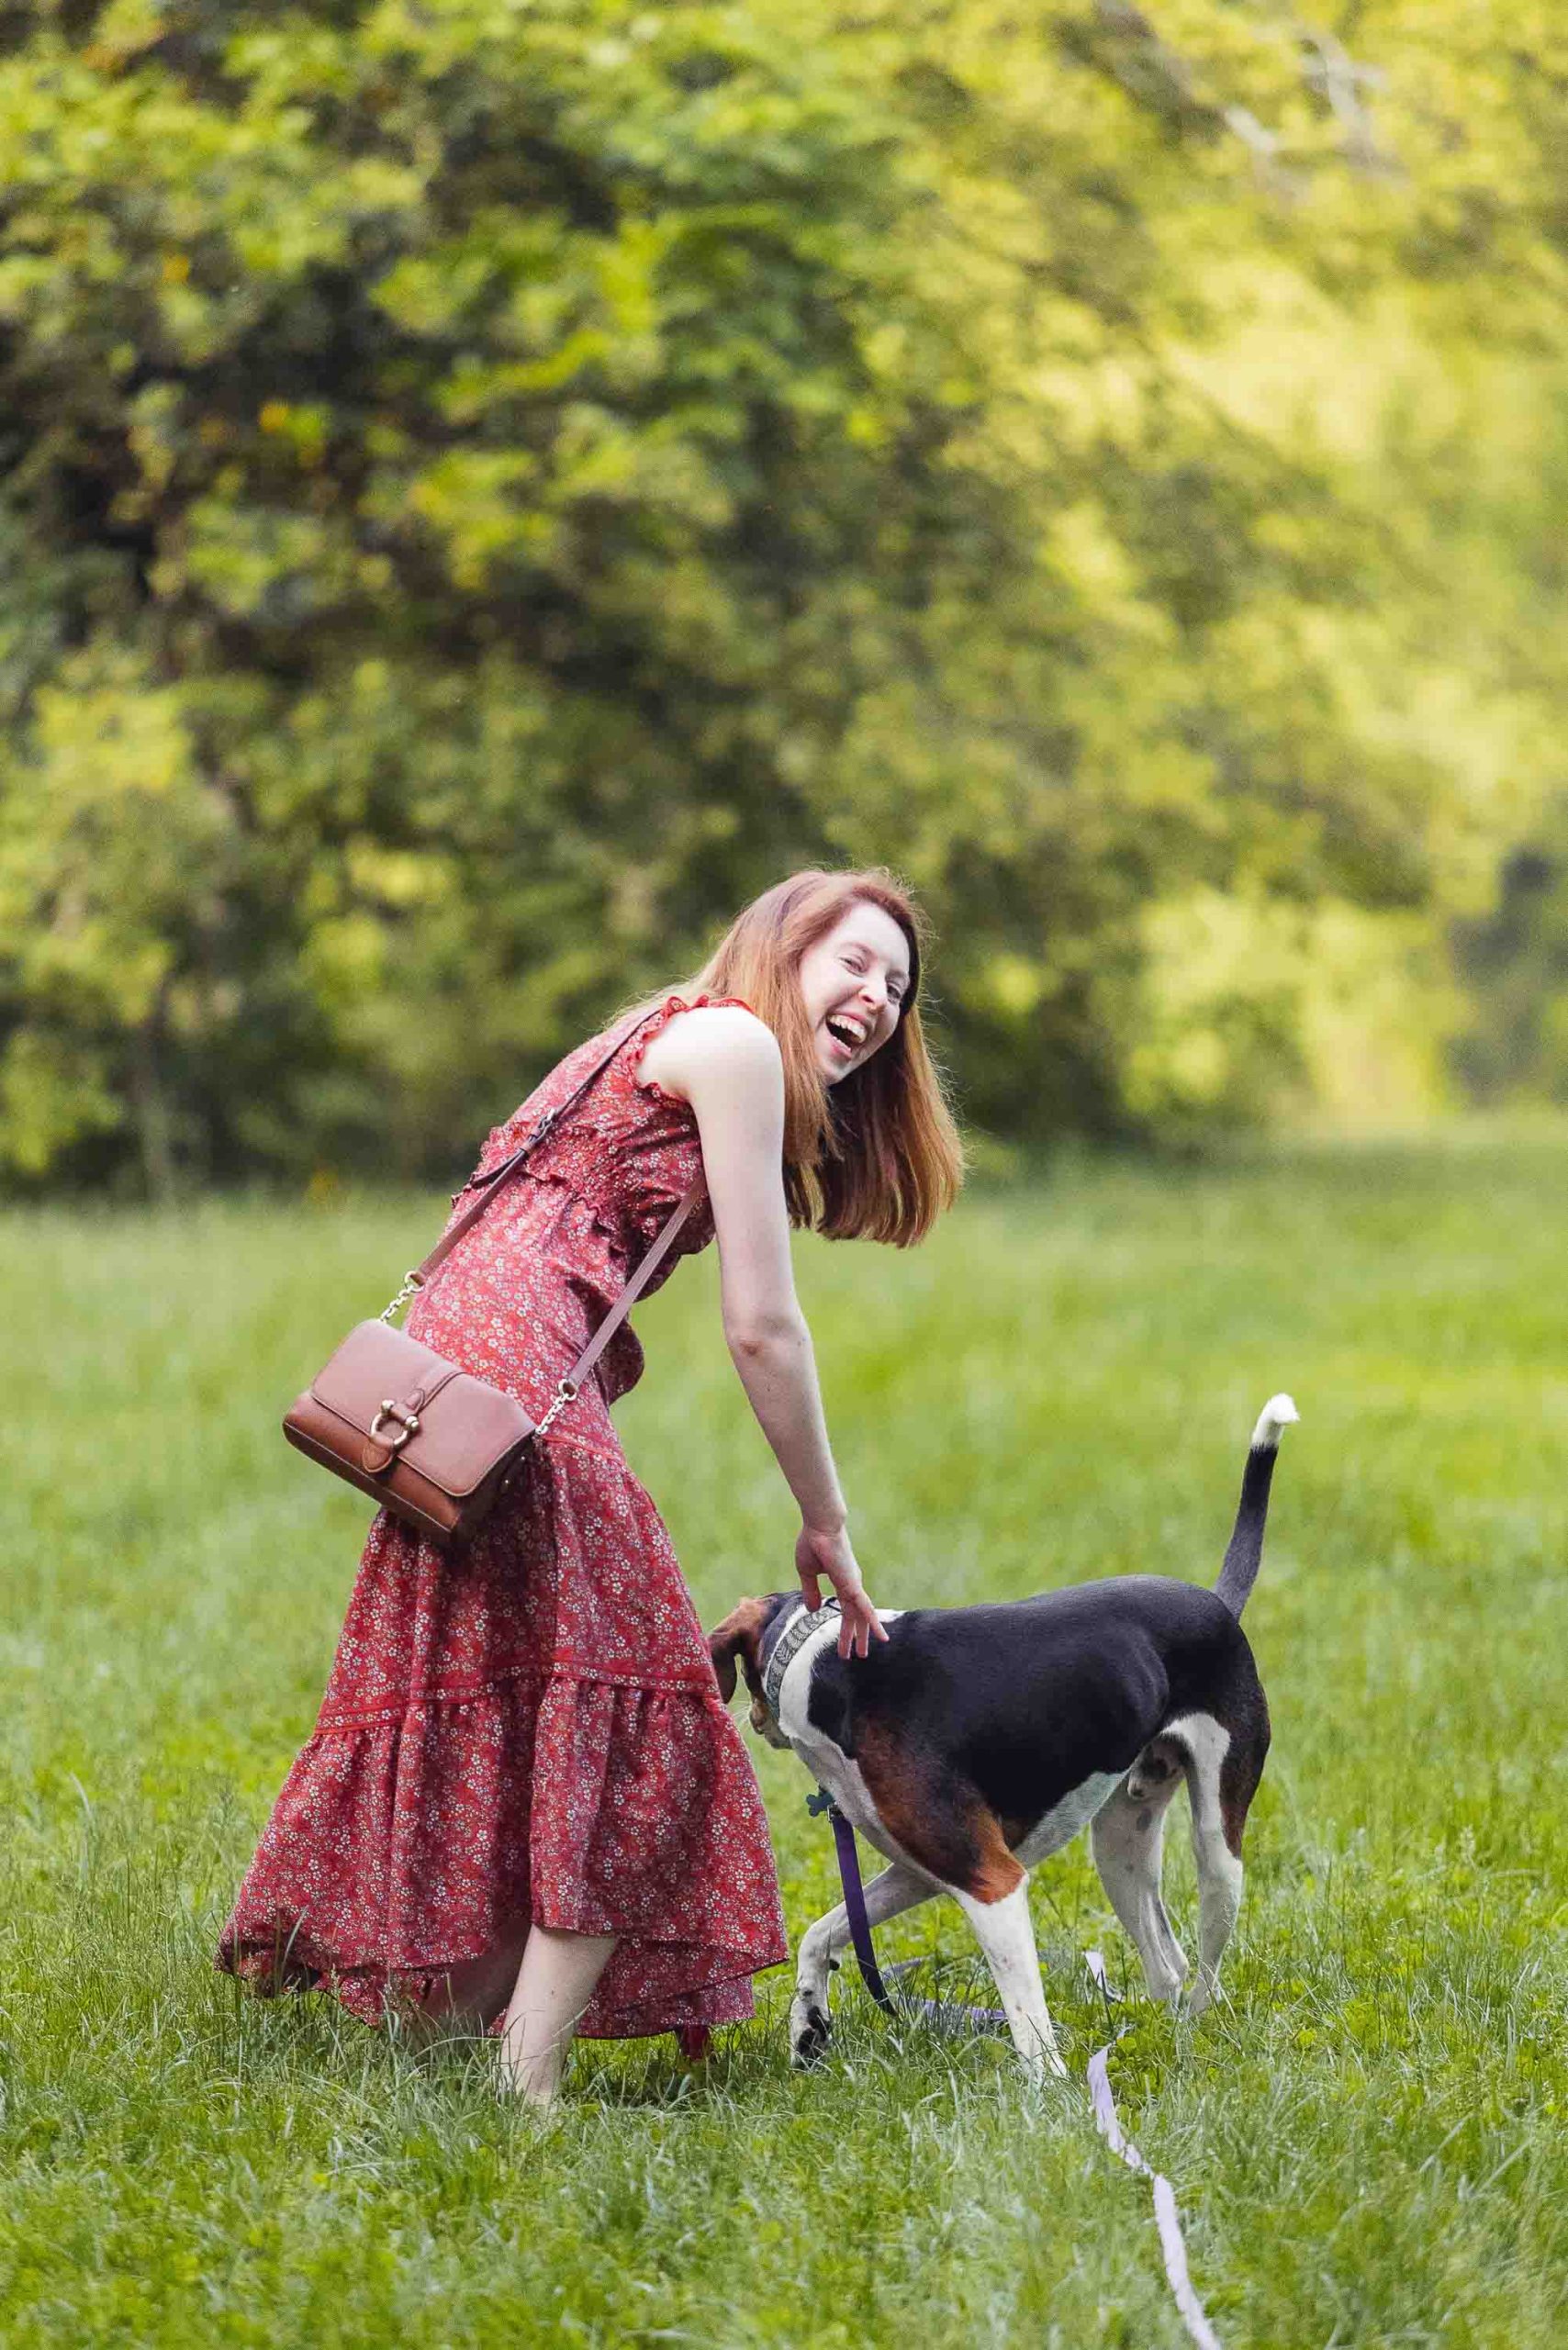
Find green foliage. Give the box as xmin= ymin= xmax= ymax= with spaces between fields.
xmin=1 ymin=3 xmax=1565 ymax=1186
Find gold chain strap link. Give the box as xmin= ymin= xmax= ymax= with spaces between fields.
xmin=532 ymin=1379 xmax=579 ymax=1440
xmin=378 ymin=1270 xmax=425 ymax=1324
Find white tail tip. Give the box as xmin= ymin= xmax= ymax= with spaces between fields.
xmin=1251 ymin=1393 xmax=1299 ymax=1449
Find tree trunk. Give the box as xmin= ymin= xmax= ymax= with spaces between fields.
xmin=129 ymin=990 xmax=177 ymax=1203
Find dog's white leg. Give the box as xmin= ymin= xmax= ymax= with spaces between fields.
xmin=953 ymin=1880 xmax=1068 ymax=2083
xmin=1168 ymin=1713 xmax=1244 ymax=2018
xmin=790 ymin=1862 xmax=934 ymax=2065
xmin=1090 ymin=1744 xmax=1188 ymax=2004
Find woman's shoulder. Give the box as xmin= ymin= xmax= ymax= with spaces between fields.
xmin=631 ymin=993 xmax=776 ymax=1106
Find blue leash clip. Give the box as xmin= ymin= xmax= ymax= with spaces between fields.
xmin=805 ymin=1785 xmax=838 ymax=1819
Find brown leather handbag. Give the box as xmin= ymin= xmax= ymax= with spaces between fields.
xmin=283 ymin=1012 xmax=697 ymax=1546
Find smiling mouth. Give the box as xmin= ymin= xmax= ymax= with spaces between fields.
xmin=823 ymin=1015 xmax=867 ymax=1058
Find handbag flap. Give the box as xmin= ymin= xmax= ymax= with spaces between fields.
xmin=309 ymin=1321 xmax=534 ymax=1499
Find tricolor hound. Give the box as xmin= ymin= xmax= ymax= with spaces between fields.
xmin=708 ymin=1396 xmax=1297 ymax=2082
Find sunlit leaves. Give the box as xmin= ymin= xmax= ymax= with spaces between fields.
xmin=0 ymin=1 xmax=1562 ymax=1185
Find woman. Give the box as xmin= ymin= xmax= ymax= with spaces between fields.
xmin=218 ymin=867 xmax=963 ymax=2102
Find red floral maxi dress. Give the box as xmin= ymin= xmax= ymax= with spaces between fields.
xmin=217 ymin=997 xmax=789 ymax=2045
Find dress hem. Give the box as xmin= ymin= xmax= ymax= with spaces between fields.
xmin=216 ymin=1928 xmax=787 ymax=2044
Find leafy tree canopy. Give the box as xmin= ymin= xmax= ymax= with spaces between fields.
xmin=2 ymin=1 xmax=1564 ymax=1188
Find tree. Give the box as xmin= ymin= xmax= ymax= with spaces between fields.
xmin=2 ymin=1 xmax=1563 ymax=1185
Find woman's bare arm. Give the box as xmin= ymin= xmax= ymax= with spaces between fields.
xmin=641 ymin=1005 xmax=884 ymax=1656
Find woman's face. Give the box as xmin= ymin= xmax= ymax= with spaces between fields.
xmin=796 ymin=901 xmax=913 ymax=1086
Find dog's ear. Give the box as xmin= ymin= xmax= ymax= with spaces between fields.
xmin=708 ymin=1598 xmax=768 ymax=1705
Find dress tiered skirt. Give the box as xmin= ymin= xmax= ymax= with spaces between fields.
xmin=218 ymin=1174 xmax=787 ymax=2040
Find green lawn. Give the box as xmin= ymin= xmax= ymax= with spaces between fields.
xmin=4 ymin=1142 xmax=1567 ymax=2347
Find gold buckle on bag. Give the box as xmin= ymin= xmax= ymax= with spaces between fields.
xmin=369 ymin=1399 xmax=421 ymax=1452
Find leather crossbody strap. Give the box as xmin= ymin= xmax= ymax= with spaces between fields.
xmin=555 ymin=1177 xmax=700 ymax=1401
xmin=381 ymin=1006 xmax=700 ymax=1393
xmin=412 ymin=1007 xmax=659 ymax=1289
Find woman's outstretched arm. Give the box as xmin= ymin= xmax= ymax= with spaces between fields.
xmin=648 ymin=1004 xmax=885 ymax=1660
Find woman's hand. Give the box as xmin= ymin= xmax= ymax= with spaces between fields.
xmin=795 ymin=1523 xmax=889 ymax=1661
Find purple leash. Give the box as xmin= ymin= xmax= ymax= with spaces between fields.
xmin=825 ymin=1801 xmax=902 ymax=2014
xmin=816 ymin=1789 xmax=1223 ymax=2350
xmin=813 ymin=1788 xmax=1005 ymax=2031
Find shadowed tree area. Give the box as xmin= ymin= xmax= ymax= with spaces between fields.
xmin=2 ymin=0 xmax=1566 ymax=1191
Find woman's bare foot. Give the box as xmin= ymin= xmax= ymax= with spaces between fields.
xmin=497 ymin=1926 xmax=619 ymax=2105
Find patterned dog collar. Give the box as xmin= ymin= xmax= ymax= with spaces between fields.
xmin=762 ymin=1598 xmax=841 ymax=1720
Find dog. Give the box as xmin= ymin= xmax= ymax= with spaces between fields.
xmin=708 ymin=1395 xmax=1297 ymax=2082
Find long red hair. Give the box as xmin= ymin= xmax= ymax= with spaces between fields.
xmin=674 ymin=868 xmax=964 ymax=1246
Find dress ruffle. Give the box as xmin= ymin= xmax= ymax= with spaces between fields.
xmin=218 ymin=1270 xmax=788 ymax=2041
xmin=218 ymin=1664 xmax=778 ymax=2036
xmin=626 ymin=994 xmax=756 ymax=1107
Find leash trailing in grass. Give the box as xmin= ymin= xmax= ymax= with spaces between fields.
xmin=1085 ymin=1951 xmax=1222 ymax=2350
xmin=822 ymin=1795 xmax=1225 ymax=2349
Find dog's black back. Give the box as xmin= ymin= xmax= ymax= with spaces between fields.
xmin=806 ymin=1578 xmax=1264 ymax=1833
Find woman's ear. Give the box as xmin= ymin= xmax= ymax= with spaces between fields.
xmin=707 ymin=1598 xmax=768 ymax=1704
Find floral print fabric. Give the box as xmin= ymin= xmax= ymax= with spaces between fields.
xmin=217 ymin=998 xmax=788 ymax=2041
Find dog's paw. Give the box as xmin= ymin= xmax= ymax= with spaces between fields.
xmin=789 ymin=1995 xmax=833 ymax=2068
xmin=1142 ymin=1959 xmax=1186 ymax=2007
xmin=1020 ymin=2042 xmax=1070 ymax=2088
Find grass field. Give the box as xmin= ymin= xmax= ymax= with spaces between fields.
xmin=4 ymin=1141 xmax=1568 ymax=2347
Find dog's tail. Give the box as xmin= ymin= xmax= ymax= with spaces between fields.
xmin=1214 ymin=1393 xmax=1299 ymax=1619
